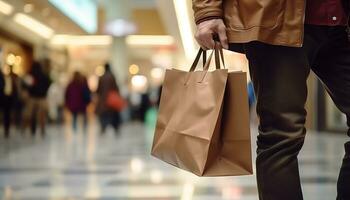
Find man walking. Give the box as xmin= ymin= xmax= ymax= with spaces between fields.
xmin=192 ymin=0 xmax=350 ymax=199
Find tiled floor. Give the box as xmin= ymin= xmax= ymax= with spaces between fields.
xmin=0 ymin=120 xmax=348 ymax=200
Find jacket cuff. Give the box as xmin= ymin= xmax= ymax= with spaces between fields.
xmin=195 ymin=10 xmax=223 ymax=25
xmin=196 ymin=16 xmax=222 ymax=25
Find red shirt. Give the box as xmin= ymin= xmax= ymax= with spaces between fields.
xmin=305 ymin=0 xmax=349 ymax=26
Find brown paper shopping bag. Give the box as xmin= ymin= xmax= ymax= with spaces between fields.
xmin=151 ymin=47 xmax=253 ymax=177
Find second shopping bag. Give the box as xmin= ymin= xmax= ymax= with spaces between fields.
xmin=151 ymin=47 xmax=252 ymax=176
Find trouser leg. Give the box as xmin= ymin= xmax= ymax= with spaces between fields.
xmin=72 ymin=112 xmax=78 ymax=131
xmin=3 ymin=97 xmax=12 ymax=138
xmin=243 ymin=41 xmax=310 ymax=200
xmin=82 ymin=112 xmax=87 ymax=131
xmin=308 ymin=26 xmax=350 ymax=200
xmin=30 ymin=101 xmax=38 ymax=136
xmin=111 ymin=112 xmax=121 ymax=131
xmin=99 ymin=113 xmax=109 ymax=133
xmin=337 ymin=142 xmax=350 ymax=200
xmin=38 ymin=99 xmax=47 ymax=136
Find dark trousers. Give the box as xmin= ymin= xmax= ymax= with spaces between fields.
xmin=240 ymin=25 xmax=350 ymax=200
xmin=99 ymin=111 xmax=121 ymax=133
xmin=2 ymin=96 xmax=14 ymax=138
xmin=72 ymin=112 xmax=87 ymax=131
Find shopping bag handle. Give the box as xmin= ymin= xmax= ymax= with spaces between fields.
xmin=214 ymin=46 xmax=226 ymax=70
xmin=203 ymin=43 xmax=226 ymax=71
xmin=189 ymin=42 xmax=226 ymax=72
xmin=185 ymin=43 xmax=227 ymax=85
xmin=184 ymin=50 xmax=214 ymax=85
xmin=189 ymin=48 xmax=207 ymax=72
xmin=211 ymin=34 xmax=226 ymax=70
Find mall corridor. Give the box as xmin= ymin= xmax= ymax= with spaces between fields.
xmin=1 ymin=0 xmax=350 ymax=199
xmin=0 ymin=120 xmax=348 ymax=200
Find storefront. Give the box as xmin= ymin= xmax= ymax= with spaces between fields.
xmin=0 ymin=30 xmax=33 ymax=76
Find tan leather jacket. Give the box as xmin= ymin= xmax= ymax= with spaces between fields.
xmin=192 ymin=0 xmax=349 ymax=47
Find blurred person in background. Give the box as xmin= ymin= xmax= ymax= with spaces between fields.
xmin=144 ymin=87 xmax=161 ymax=127
xmin=0 ymin=70 xmax=3 ymax=137
xmin=96 ymin=63 xmax=121 ymax=134
xmin=129 ymin=91 xmax=151 ymax=122
xmin=0 ymin=67 xmax=4 ymax=103
xmin=1 ymin=65 xmax=19 ymax=138
xmin=13 ymin=74 xmax=26 ymax=130
xmin=65 ymin=71 xmax=91 ymax=132
xmin=47 ymin=77 xmax=65 ymax=124
xmin=193 ymin=0 xmax=350 ymax=199
xmin=129 ymin=91 xmax=142 ymax=121
xmin=22 ymin=61 xmax=51 ymax=137
xmin=139 ymin=92 xmax=151 ymax=122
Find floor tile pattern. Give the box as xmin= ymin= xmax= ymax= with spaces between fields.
xmin=0 ymin=121 xmax=348 ymax=200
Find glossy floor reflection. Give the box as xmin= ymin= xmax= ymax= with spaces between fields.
xmin=0 ymin=121 xmax=348 ymax=200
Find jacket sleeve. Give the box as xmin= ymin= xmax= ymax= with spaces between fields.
xmin=192 ymin=0 xmax=223 ymax=24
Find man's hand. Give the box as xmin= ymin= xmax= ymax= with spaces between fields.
xmin=195 ymin=19 xmax=228 ymax=50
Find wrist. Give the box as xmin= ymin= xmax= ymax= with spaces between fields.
xmin=196 ymin=17 xmax=223 ymax=25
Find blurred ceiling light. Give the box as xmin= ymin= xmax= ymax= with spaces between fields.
xmin=131 ymin=75 xmax=148 ymax=87
xmin=130 ymin=158 xmax=144 ymax=174
xmin=0 ymin=0 xmax=13 ymax=15
xmin=95 ymin=65 xmax=105 ymax=76
xmin=126 ymin=35 xmax=174 ymax=46
xmin=129 ymin=64 xmax=139 ymax=75
xmin=105 ymin=19 xmax=137 ymax=37
xmin=151 ymin=68 xmax=164 ymax=80
xmin=23 ymin=4 xmax=34 ymax=13
xmin=131 ymin=75 xmax=148 ymax=93
xmin=6 ymin=54 xmax=16 ymax=65
xmin=51 ymin=35 xmax=112 ymax=46
xmin=173 ymin=0 xmax=196 ymax=60
xmin=150 ymin=170 xmax=163 ymax=184
xmin=14 ymin=13 xmax=54 ymax=39
xmin=181 ymin=183 xmax=194 ymax=200
xmin=14 ymin=56 xmax=22 ymax=65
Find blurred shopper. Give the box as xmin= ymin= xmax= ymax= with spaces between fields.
xmin=193 ymin=0 xmax=350 ymax=199
xmin=1 ymin=65 xmax=19 ymax=138
xmin=22 ymin=61 xmax=51 ymax=137
xmin=140 ymin=92 xmax=151 ymax=122
xmin=65 ymin=71 xmax=90 ymax=131
xmin=0 ymin=68 xmax=4 ymax=104
xmin=13 ymin=75 xmax=26 ymax=129
xmin=129 ymin=91 xmax=142 ymax=121
xmin=96 ymin=63 xmax=121 ymax=134
xmin=47 ymin=78 xmax=65 ymax=124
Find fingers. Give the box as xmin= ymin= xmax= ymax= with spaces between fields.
xmin=217 ymin=25 xmax=228 ymax=49
xmin=195 ymin=28 xmax=215 ymax=50
xmin=195 ymin=19 xmax=228 ymax=50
